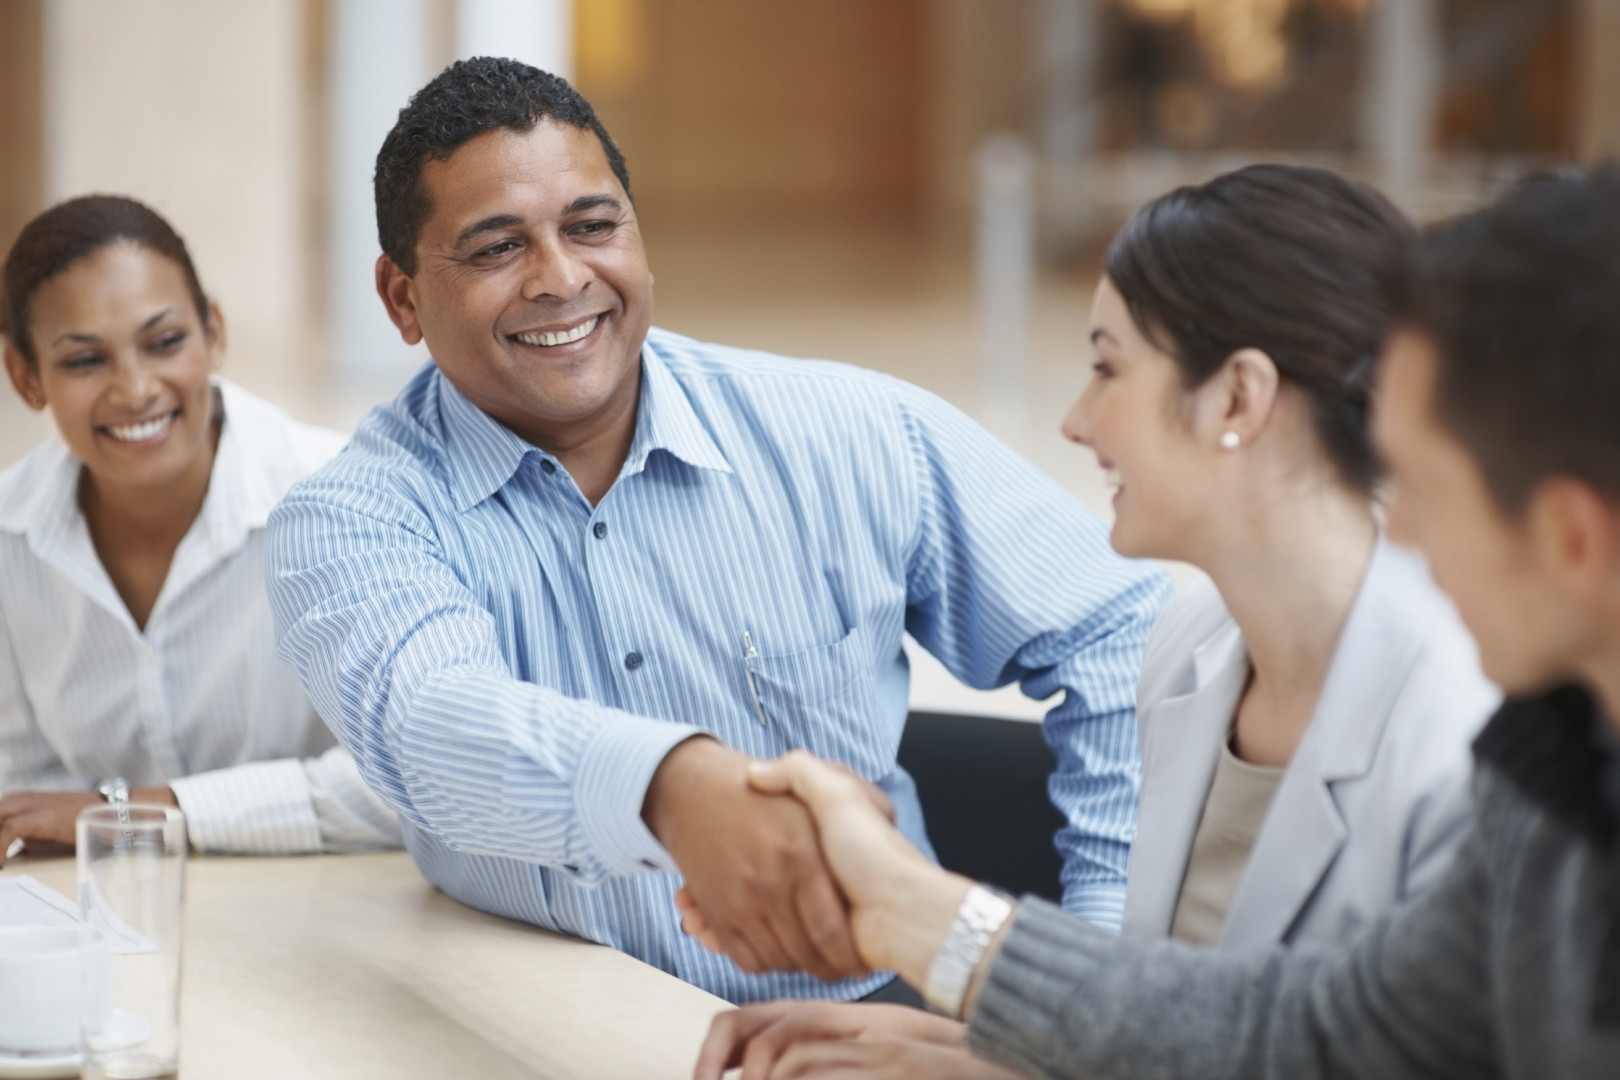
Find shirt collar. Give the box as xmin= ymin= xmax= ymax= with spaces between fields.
xmin=437 ymin=340 xmax=732 ymax=513
xmin=0 ymin=379 xmax=274 ymax=627
xmin=624 ymin=337 xmax=732 ymax=478
xmin=0 ymin=379 xmax=272 ymax=539
xmin=1474 ymin=683 xmax=1620 ymax=851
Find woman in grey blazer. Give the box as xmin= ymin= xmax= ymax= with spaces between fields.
xmin=693 ymin=163 xmax=1498 ymax=1077
xmin=1123 ymin=537 xmax=1496 ymax=951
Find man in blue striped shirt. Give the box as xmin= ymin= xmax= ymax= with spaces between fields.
xmin=266 ymin=58 xmax=1169 ymax=1005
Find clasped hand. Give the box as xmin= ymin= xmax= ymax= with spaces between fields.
xmin=672 ymin=749 xmax=1010 ymax=1080
xmin=645 ymin=738 xmax=916 ymax=981
xmin=671 ymin=748 xmax=966 ymax=980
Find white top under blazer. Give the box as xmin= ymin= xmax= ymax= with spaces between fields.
xmin=0 ymin=380 xmax=400 ymax=853
xmin=1121 ymin=538 xmax=1500 ymax=952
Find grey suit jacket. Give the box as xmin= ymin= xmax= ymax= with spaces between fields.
xmin=1120 ymin=539 xmax=1499 ymax=952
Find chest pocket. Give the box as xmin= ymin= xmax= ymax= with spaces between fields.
xmin=747 ymin=624 xmax=886 ymax=778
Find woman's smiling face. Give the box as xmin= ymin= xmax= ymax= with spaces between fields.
xmin=7 ymin=241 xmax=221 ymax=495
xmin=1062 ymin=276 xmax=1222 ymax=562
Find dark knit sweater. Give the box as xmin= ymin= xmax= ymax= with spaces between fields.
xmin=967 ymin=685 xmax=1620 ymax=1079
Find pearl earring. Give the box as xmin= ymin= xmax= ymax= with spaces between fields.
xmin=1219 ymin=431 xmax=1241 ymax=450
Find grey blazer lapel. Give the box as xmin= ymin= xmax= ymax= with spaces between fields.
xmin=1219 ymin=540 xmax=1441 ymax=951
xmin=1122 ymin=622 xmax=1248 ymax=938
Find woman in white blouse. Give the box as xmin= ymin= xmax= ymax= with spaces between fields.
xmin=0 ymin=194 xmax=399 ymax=859
xmin=691 ymin=165 xmax=1500 ymax=1078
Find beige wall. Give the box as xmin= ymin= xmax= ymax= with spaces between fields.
xmin=0 ymin=0 xmax=44 ymax=260
xmin=43 ymin=0 xmax=310 ymax=399
xmin=1579 ymin=0 xmax=1620 ymax=159
xmin=577 ymin=0 xmax=930 ymax=219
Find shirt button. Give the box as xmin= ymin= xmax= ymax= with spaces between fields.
xmin=593 ymin=521 xmax=608 ymax=540
xmin=624 ymin=651 xmax=644 ymax=670
xmin=541 ymin=459 xmax=557 ymax=475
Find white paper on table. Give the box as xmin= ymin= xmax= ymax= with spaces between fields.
xmin=0 ymin=874 xmax=82 ymax=930
xmin=0 ymin=875 xmax=156 ymax=953
xmin=79 ymin=879 xmax=157 ymax=954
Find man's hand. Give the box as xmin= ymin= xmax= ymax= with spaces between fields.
xmin=643 ymin=737 xmax=866 ymax=981
xmin=694 ymin=1000 xmax=966 ymax=1080
xmin=0 ymin=786 xmax=180 ymax=866
xmin=743 ymin=751 xmax=972 ymax=980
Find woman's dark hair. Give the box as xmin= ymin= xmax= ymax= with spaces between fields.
xmin=1105 ymin=163 xmax=1416 ymax=494
xmin=1 ymin=194 xmax=210 ymax=372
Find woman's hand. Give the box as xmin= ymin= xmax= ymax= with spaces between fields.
xmin=0 ymin=790 xmax=99 ymax=863
xmin=0 ymin=786 xmax=179 ymax=865
xmin=717 ymin=1036 xmax=1025 ymax=1080
xmin=694 ymin=1000 xmax=966 ymax=1080
xmin=741 ymin=751 xmax=974 ymax=983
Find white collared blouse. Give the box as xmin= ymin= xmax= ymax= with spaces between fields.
xmin=0 ymin=380 xmax=400 ymax=853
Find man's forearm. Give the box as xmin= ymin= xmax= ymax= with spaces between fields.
xmin=966 ymin=836 xmax=1498 ymax=1080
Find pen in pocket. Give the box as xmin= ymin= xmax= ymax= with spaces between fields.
xmin=741 ymin=632 xmax=768 ymax=727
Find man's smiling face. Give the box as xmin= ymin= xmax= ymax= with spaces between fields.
xmin=380 ymin=119 xmax=653 ymax=449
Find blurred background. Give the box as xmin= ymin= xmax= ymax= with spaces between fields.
xmin=1 ymin=0 xmax=1614 ymax=713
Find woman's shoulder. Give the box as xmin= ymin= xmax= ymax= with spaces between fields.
xmin=0 ymin=437 xmax=77 ymax=536
xmin=1366 ymin=542 xmax=1499 ymax=742
xmin=217 ymin=381 xmax=349 ymax=494
xmin=1137 ymin=574 xmax=1235 ymax=703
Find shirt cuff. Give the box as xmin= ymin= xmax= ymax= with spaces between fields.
xmin=169 ymin=759 xmax=325 ymax=855
xmin=572 ymin=714 xmax=704 ymax=877
xmin=1061 ymin=882 xmax=1126 ymax=933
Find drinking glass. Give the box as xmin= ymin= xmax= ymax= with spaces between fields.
xmin=76 ymin=805 xmax=186 ymax=1080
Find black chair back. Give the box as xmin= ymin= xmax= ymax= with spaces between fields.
xmin=896 ymin=711 xmax=1066 ymax=902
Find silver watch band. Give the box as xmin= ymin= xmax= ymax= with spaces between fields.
xmin=924 ymin=884 xmax=1015 ymax=1019
xmin=97 ymin=777 xmax=131 ymax=825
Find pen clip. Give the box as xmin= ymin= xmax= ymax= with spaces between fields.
xmin=741 ymin=632 xmax=768 ymax=727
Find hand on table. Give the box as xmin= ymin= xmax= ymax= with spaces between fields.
xmin=644 ymin=738 xmax=871 ymax=981
xmin=694 ymin=1000 xmax=966 ymax=1080
xmin=732 ymin=1038 xmax=1024 ymax=1080
xmin=0 ymin=786 xmax=179 ymax=865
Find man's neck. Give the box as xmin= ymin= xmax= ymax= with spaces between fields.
xmin=511 ymin=364 xmax=643 ymax=508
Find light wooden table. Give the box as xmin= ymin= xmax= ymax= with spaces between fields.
xmin=3 ymin=851 xmax=732 ymax=1079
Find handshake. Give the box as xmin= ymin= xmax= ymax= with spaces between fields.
xmin=643 ymin=738 xmax=1019 ymax=1080
xmin=644 ymin=737 xmax=974 ymax=984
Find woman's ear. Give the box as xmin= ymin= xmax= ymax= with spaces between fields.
xmin=1200 ymin=347 xmax=1280 ymax=450
xmin=3 ymin=341 xmax=45 ymax=411
xmin=204 ymin=301 xmax=228 ymax=370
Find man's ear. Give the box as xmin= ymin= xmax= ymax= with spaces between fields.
xmin=1196 ymin=347 xmax=1280 ymax=448
xmin=375 ymin=255 xmax=424 ymax=346
xmin=1526 ymin=477 xmax=1620 ymax=601
xmin=2 ymin=341 xmax=44 ymax=411
xmin=204 ymin=301 xmax=228 ymax=370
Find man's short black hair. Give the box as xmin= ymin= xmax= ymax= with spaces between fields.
xmin=1406 ymin=166 xmax=1620 ymax=514
xmin=374 ymin=56 xmax=632 ymax=276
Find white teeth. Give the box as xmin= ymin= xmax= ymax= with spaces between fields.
xmin=1103 ymin=467 xmax=1123 ymax=491
xmin=105 ymin=413 xmax=175 ymax=442
xmin=515 ymin=315 xmax=599 ymax=348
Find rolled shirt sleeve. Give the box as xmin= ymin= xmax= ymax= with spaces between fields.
xmin=267 ymin=474 xmax=703 ymax=883
xmin=895 ymin=383 xmax=1171 ymax=929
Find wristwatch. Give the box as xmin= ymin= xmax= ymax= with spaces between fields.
xmin=924 ymin=884 xmax=1016 ymax=1019
xmin=96 ymin=776 xmax=131 ymax=824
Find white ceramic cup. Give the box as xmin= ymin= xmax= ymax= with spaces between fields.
xmin=0 ymin=925 xmax=109 ymax=1054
